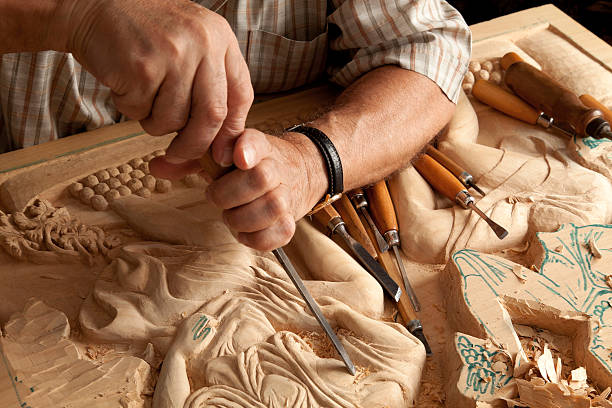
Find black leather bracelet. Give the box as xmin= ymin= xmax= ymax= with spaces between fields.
xmin=286 ymin=124 xmax=344 ymax=198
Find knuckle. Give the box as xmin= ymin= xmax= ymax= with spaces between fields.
xmin=133 ymin=59 xmax=158 ymax=84
xmin=203 ymin=103 xmax=228 ymax=124
xmin=265 ymin=191 xmax=288 ymax=219
xmin=249 ymin=162 xmax=275 ymax=191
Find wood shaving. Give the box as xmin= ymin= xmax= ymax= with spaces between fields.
xmin=605 ymin=275 xmax=612 ymax=290
xmin=511 ymin=264 xmax=527 ymax=283
xmin=588 ymin=237 xmax=603 ymax=258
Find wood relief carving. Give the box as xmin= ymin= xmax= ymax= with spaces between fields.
xmin=0 ymin=199 xmax=119 ymax=264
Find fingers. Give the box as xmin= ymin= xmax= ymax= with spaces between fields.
xmin=222 ymin=186 xmax=290 ymax=232
xmin=149 ymin=157 xmax=201 ymax=180
xmin=211 ymin=43 xmax=254 ymax=167
xmin=111 ymin=59 xmax=165 ymax=121
xmin=139 ymin=63 xmax=195 ymax=135
xmin=237 ymin=214 xmax=296 ymax=251
xmin=163 ymin=56 xmax=229 ymax=164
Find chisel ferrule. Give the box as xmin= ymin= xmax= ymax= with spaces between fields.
xmin=349 ymin=193 xmax=367 ymax=210
xmin=536 ymin=112 xmax=553 ymax=129
xmin=454 ymin=190 xmax=475 ymax=209
xmin=383 ymin=230 xmax=400 ymax=247
xmin=458 ymin=171 xmax=472 ymax=187
xmin=327 ymin=216 xmax=345 ymax=235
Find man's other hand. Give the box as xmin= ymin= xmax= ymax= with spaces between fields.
xmin=205 ymin=129 xmax=327 ymax=251
xmin=62 ymin=0 xmax=253 ymax=174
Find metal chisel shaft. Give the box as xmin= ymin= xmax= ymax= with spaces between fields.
xmin=347 ymin=189 xmax=389 ymax=253
xmin=425 ymin=145 xmax=485 ymax=196
xmin=200 ymin=152 xmax=355 ymax=375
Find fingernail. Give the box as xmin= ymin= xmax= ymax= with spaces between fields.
xmin=243 ymin=146 xmax=255 ymax=168
xmin=164 ymin=155 xmax=188 ymax=164
xmin=220 ymin=147 xmax=233 ymax=167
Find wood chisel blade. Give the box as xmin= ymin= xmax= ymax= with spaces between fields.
xmin=391 ymin=245 xmax=421 ymax=311
xmin=334 ymin=224 xmax=402 ymax=301
xmin=360 ymin=207 xmax=391 ymax=252
xmin=272 ymin=248 xmax=356 ymax=375
xmin=199 ymin=152 xmax=355 ymax=375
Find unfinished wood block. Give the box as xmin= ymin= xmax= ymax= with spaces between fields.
xmin=444 ymin=223 xmax=612 ymax=407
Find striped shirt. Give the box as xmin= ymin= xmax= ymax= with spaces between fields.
xmin=0 ymin=0 xmax=470 ymax=153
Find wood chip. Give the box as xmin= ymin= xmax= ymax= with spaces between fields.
xmin=605 ymin=275 xmax=612 ymax=290
xmin=554 ymin=245 xmax=563 ymax=253
xmin=511 ymin=264 xmax=527 ymax=283
xmin=588 ymin=237 xmax=603 ymax=258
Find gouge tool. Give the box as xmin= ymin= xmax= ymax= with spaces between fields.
xmin=425 ymin=145 xmax=486 ymax=196
xmin=472 ymin=79 xmax=575 ymax=138
xmin=313 ymin=204 xmax=402 ymax=302
xmin=414 ymin=154 xmax=508 ymax=240
xmin=355 ymin=197 xmax=432 ymax=355
xmin=366 ymin=181 xmax=421 ymax=312
xmin=346 ymin=188 xmax=389 ymax=253
xmin=501 ymin=52 xmax=612 ymax=139
xmin=200 ymin=153 xmax=356 ymax=375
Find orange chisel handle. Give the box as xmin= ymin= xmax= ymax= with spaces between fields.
xmin=502 ymin=52 xmax=602 ymax=136
xmin=413 ymin=154 xmax=465 ymax=202
xmin=472 ymin=79 xmax=543 ymax=125
xmin=580 ymin=94 xmax=612 ymax=123
xmin=312 ymin=203 xmax=341 ymax=231
xmin=365 ymin=180 xmax=398 ymax=236
xmin=333 ymin=195 xmax=377 ymax=258
xmin=425 ymin=145 xmax=467 ymax=179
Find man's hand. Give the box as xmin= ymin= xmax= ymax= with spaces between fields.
xmin=59 ymin=0 xmax=253 ymax=173
xmin=205 ymin=130 xmax=327 ymax=251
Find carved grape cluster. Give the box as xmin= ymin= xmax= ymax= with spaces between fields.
xmin=462 ymin=58 xmax=504 ymax=95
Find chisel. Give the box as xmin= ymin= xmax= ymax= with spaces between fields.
xmin=501 ymin=52 xmax=612 ymax=139
xmin=200 ymin=153 xmax=356 ymax=375
xmin=312 ymin=204 xmax=402 ymax=302
xmin=471 ymin=79 xmax=575 ymax=138
xmin=346 ymin=188 xmax=390 ymax=253
xmin=425 ymin=145 xmax=486 ymax=196
xmin=413 ymin=154 xmax=508 ymax=240
xmin=365 ymin=181 xmax=421 ymax=312
xmin=334 ymin=194 xmax=378 ymax=259
xmin=355 ymin=197 xmax=432 ymax=355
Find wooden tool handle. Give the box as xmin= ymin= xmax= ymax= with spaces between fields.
xmin=413 ymin=154 xmax=464 ymax=202
xmin=312 ymin=204 xmax=341 ymax=231
xmin=503 ymin=54 xmax=601 ymax=136
xmin=199 ymin=152 xmax=233 ymax=180
xmin=360 ymin=214 xmax=417 ymax=323
xmin=365 ymin=180 xmax=397 ymax=235
xmin=425 ymin=145 xmax=467 ymax=179
xmin=472 ymin=79 xmax=541 ymax=125
xmin=334 ymin=195 xmax=377 ymax=258
xmin=500 ymin=52 xmax=524 ymax=70
xmin=580 ymin=94 xmax=612 ymax=123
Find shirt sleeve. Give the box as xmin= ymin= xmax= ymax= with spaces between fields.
xmin=326 ymin=0 xmax=471 ymax=103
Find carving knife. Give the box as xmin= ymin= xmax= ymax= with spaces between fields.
xmin=471 ymin=79 xmax=575 ymax=138
xmin=501 ymin=52 xmax=612 ymax=139
xmin=413 ymin=153 xmax=508 ymax=240
xmin=365 ymin=181 xmax=421 ymax=312
xmin=425 ymin=145 xmax=486 ymax=196
xmin=312 ymin=204 xmax=402 ymax=302
xmin=346 ymin=188 xmax=390 ymax=253
xmin=200 ymin=153 xmax=356 ymax=375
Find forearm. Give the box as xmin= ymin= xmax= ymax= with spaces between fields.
xmin=0 ymin=0 xmax=69 ymax=53
xmin=292 ymin=66 xmax=456 ymax=204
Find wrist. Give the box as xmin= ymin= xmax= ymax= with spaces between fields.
xmin=283 ymin=131 xmax=328 ymax=211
